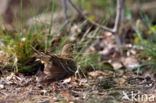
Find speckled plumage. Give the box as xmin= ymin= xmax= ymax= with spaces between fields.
xmin=37 ymin=44 xmax=77 ymax=83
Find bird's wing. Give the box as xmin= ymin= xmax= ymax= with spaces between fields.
xmin=50 ymin=55 xmax=77 ymax=73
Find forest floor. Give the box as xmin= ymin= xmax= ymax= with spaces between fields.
xmin=0 ymin=68 xmax=156 ymax=103
xmin=0 ymin=8 xmax=156 ymax=103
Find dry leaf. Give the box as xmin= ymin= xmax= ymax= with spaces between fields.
xmin=112 ymin=62 xmax=123 ymax=70
xmin=121 ymin=57 xmax=139 ymax=70
xmin=61 ymin=90 xmax=72 ymax=102
xmin=114 ymin=78 xmax=127 ymax=85
xmin=63 ymin=77 xmax=72 ymax=84
xmin=88 ymin=70 xmax=112 ymax=78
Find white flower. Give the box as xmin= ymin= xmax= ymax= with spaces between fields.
xmin=21 ymin=37 xmax=26 ymax=42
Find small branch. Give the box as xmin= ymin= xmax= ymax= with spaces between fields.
xmin=67 ymin=0 xmax=84 ymax=17
xmin=66 ymin=0 xmax=125 ymax=53
xmin=112 ymin=0 xmax=125 ymax=51
xmin=61 ymin=0 xmax=68 ymax=21
xmin=113 ymin=0 xmax=124 ymax=32
xmin=67 ymin=0 xmax=113 ymax=33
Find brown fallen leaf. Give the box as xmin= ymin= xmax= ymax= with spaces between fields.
xmin=61 ymin=90 xmax=73 ymax=102
xmin=112 ymin=62 xmax=123 ymax=70
xmin=88 ymin=70 xmax=113 ymax=78
xmin=114 ymin=78 xmax=127 ymax=85
xmin=120 ymin=57 xmax=139 ymax=70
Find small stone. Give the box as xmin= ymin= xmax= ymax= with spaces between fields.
xmin=38 ymin=100 xmax=50 ymax=103
xmin=40 ymin=90 xmax=48 ymax=95
xmin=0 ymin=84 xmax=4 ymax=89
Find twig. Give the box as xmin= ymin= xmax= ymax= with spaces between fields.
xmin=0 ymin=91 xmax=8 ymax=96
xmin=113 ymin=0 xmax=124 ymax=32
xmin=61 ymin=0 xmax=68 ymax=21
xmin=30 ymin=45 xmax=45 ymax=56
xmin=64 ymin=0 xmax=125 ymax=53
xmin=67 ymin=0 xmax=113 ymax=33
xmin=112 ymin=0 xmax=125 ymax=52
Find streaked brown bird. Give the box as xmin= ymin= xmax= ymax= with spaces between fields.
xmin=37 ymin=44 xmax=77 ymax=83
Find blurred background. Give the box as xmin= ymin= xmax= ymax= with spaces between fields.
xmin=0 ymin=1 xmax=156 ymax=103
xmin=0 ymin=0 xmax=156 ymax=77
xmin=0 ymin=0 xmax=156 ymax=25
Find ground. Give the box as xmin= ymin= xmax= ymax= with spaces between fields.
xmin=0 ymin=0 xmax=156 ymax=103
xmin=0 ymin=68 xmax=156 ymax=103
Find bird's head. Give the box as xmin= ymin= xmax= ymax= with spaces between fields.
xmin=61 ymin=44 xmax=75 ymax=58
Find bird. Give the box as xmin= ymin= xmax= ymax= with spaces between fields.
xmin=37 ymin=44 xmax=77 ymax=83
